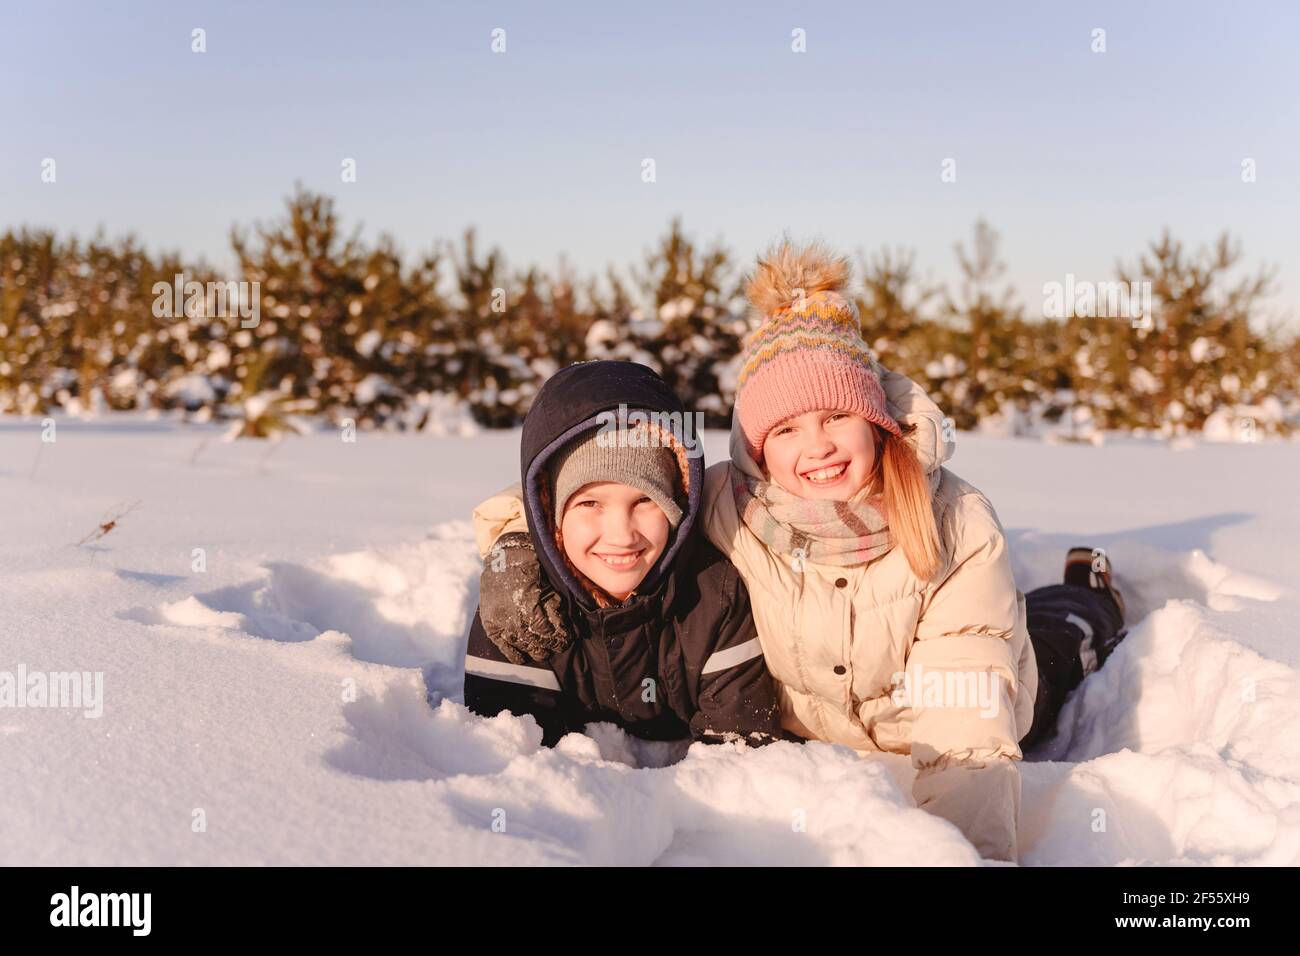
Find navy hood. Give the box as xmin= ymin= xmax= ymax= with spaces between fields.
xmin=520 ymin=361 xmax=704 ymax=612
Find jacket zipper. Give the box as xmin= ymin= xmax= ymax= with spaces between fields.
xmin=593 ymin=616 xmax=620 ymax=711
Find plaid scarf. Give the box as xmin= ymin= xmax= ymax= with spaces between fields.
xmin=731 ymin=463 xmax=939 ymax=568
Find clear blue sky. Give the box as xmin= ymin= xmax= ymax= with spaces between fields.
xmin=3 ymin=1 xmax=1297 ymax=323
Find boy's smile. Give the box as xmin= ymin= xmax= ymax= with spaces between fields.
xmin=560 ymin=481 xmax=670 ymax=600
xmin=592 ymin=549 xmax=647 ymax=568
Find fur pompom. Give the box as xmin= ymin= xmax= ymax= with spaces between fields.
xmin=745 ymin=240 xmax=851 ymax=316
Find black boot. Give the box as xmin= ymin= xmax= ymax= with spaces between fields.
xmin=1064 ymin=547 xmax=1129 ymax=668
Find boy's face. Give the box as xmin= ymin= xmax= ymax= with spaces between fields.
xmin=559 ymin=481 xmax=671 ymax=601
xmin=762 ymin=409 xmax=878 ymax=501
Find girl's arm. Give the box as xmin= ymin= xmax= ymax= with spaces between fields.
xmin=472 ymin=482 xmax=529 ymax=558
xmin=700 ymin=460 xmax=742 ymax=561
xmin=905 ymin=488 xmax=1026 ymax=861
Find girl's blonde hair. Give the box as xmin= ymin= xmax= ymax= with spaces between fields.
xmin=874 ymin=422 xmax=943 ymax=582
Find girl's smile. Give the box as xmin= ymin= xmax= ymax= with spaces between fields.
xmin=763 ymin=410 xmax=878 ymax=501
xmin=800 ymin=461 xmax=850 ymax=486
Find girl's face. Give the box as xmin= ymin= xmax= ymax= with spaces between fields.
xmin=762 ymin=409 xmax=878 ymax=501
xmin=560 ymin=481 xmax=671 ymax=601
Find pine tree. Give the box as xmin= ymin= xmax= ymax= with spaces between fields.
xmin=229 ymin=184 xmax=365 ymax=422
xmin=1112 ymin=231 xmax=1278 ymax=434
xmin=939 ymin=220 xmax=1042 ymax=429
xmin=854 ymin=245 xmax=954 ymax=392
xmin=626 ymin=219 xmax=745 ymax=425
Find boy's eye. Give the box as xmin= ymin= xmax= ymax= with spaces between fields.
xmin=575 ymin=499 xmax=598 ymax=508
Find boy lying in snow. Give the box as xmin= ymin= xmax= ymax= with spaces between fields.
xmin=463 ymin=360 xmax=785 ymax=747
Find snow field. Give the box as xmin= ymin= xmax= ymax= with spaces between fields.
xmin=2 ymin=418 xmax=1297 ymax=864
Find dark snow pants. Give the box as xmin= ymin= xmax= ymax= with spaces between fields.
xmin=1018 ymin=584 xmax=1125 ymax=750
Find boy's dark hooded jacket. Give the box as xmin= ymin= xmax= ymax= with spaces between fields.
xmin=463 ymin=360 xmax=783 ymax=746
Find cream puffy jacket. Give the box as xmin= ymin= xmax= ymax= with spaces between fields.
xmin=472 ymin=369 xmax=1038 ymax=861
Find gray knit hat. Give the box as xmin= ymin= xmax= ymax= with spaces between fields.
xmin=550 ymin=424 xmax=684 ymax=529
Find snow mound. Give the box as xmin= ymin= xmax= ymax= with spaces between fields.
xmin=116 ymin=520 xmax=1299 ymax=866
xmin=121 ymin=522 xmax=481 ymax=681
xmin=329 ymin=679 xmax=979 ymax=865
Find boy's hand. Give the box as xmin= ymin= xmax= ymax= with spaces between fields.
xmin=479 ymin=532 xmax=572 ymax=664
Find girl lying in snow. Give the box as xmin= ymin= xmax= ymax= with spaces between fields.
xmin=467 ymin=243 xmax=1127 ymax=862
xmin=464 ymin=359 xmax=786 ymax=747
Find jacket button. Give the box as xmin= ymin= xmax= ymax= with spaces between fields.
xmin=610 ymin=637 xmax=623 ymax=651
xmin=833 ymin=665 xmax=846 ymax=675
xmin=835 ymin=577 xmax=848 ymax=588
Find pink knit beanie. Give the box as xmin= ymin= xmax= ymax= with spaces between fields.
xmin=734 ymin=241 xmax=902 ymax=463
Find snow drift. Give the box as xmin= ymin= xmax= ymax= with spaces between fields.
xmin=2 ymin=417 xmax=1297 ymax=865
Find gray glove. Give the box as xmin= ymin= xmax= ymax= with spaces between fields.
xmin=479 ymin=532 xmax=572 ymax=665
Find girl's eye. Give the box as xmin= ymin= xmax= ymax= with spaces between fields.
xmin=827 ymin=413 xmax=848 ymax=424
xmin=773 ymin=426 xmax=793 ymax=436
